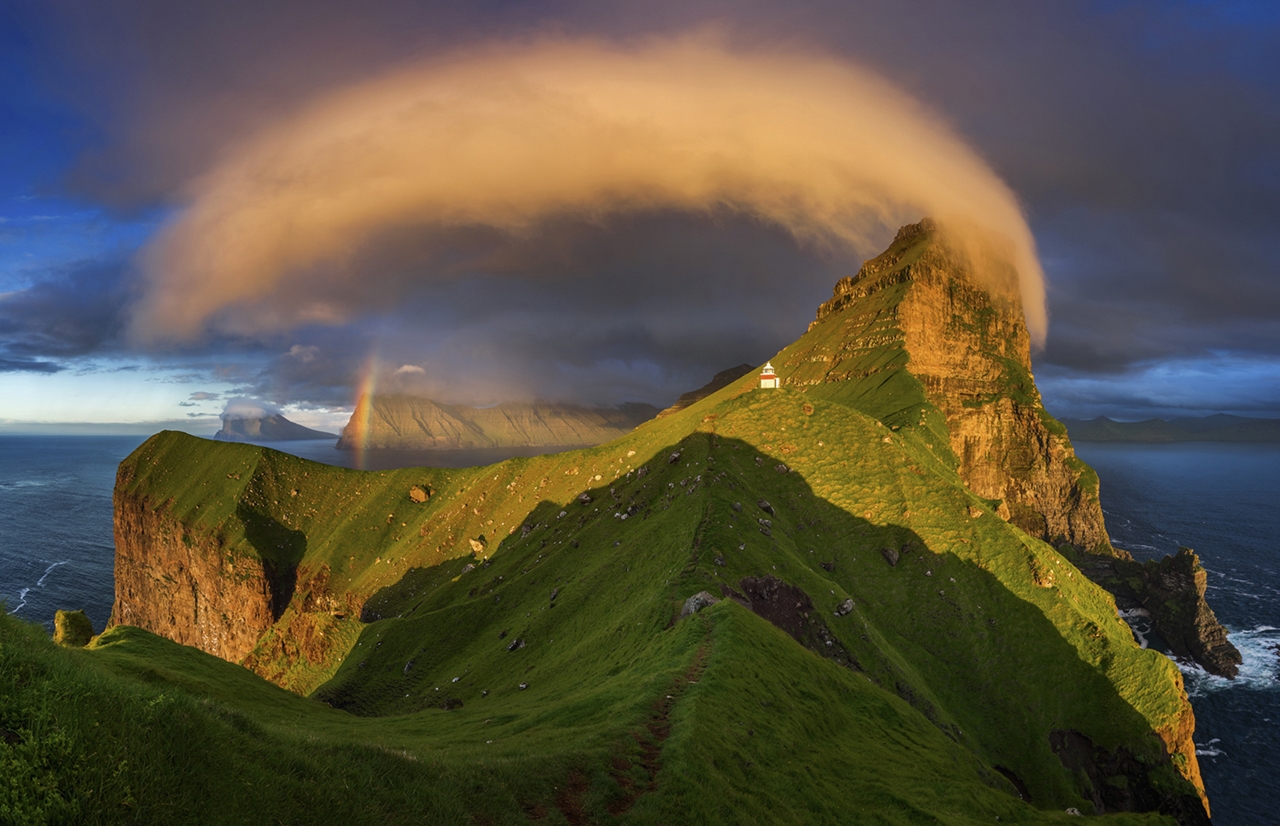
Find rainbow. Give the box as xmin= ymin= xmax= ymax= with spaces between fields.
xmin=349 ymin=355 xmax=379 ymax=470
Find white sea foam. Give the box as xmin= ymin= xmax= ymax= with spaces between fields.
xmin=0 ymin=479 xmax=52 ymax=490
xmin=1118 ymin=607 xmax=1154 ymax=649
xmin=8 ymin=587 xmax=29 ymax=614
xmin=1195 ymin=738 xmax=1225 ymax=757
xmin=4 ymin=562 xmax=71 ymax=616
xmin=1181 ymin=626 xmax=1280 ymax=696
xmin=36 ymin=560 xmax=69 ymax=587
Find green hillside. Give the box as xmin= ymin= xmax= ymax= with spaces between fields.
xmin=5 ymin=386 xmax=1202 ymax=823
xmin=0 ymin=227 xmax=1211 ymax=824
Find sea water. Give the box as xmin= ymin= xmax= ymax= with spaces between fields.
xmin=1075 ymin=442 xmax=1280 ymax=826
xmin=1 ymin=435 xmax=1275 ymax=823
xmin=0 ymin=435 xmax=144 ymax=632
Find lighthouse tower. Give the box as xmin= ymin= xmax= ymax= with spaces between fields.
xmin=759 ymin=361 xmax=779 ymax=389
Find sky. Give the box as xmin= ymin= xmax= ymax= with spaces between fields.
xmin=1 ymin=0 xmax=1278 ymax=433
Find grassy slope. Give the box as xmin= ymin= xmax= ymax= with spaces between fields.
xmin=12 ymin=248 xmax=1194 ymax=822
xmin=5 ymin=364 xmax=1188 ymax=822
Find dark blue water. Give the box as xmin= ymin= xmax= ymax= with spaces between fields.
xmin=3 ymin=436 xmax=1274 ymax=822
xmin=1075 ymin=442 xmax=1280 ymax=826
xmin=0 ymin=436 xmax=145 ymax=632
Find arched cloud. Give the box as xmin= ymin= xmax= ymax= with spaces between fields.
xmin=131 ymin=34 xmax=1047 ymax=345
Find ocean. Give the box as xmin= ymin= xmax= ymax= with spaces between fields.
xmin=1 ymin=434 xmax=1275 ymax=823
xmin=1073 ymin=442 xmax=1280 ymax=826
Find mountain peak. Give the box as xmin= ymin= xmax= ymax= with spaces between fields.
xmin=786 ymin=221 xmax=1106 ymax=551
xmin=214 ymin=413 xmax=336 ymax=442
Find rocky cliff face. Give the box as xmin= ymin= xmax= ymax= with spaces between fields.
xmin=336 ymin=396 xmax=657 ymax=450
xmin=1078 ymin=547 xmax=1242 ymax=678
xmin=791 ymin=220 xmax=1110 ymax=552
xmin=111 ymin=479 xmax=279 ymax=664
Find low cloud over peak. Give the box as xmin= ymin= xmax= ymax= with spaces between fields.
xmin=220 ymin=397 xmax=281 ymax=421
xmin=128 ymin=35 xmax=1047 ymax=347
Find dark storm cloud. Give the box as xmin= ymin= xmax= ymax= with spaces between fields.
xmin=0 ymin=357 xmax=62 ymax=373
xmin=7 ymin=0 xmax=1280 ymax=414
xmin=196 ymin=212 xmax=845 ymax=409
xmin=0 ymin=260 xmax=131 ymax=365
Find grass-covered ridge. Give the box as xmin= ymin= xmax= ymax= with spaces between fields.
xmin=6 ymin=368 xmax=1203 ymax=822
xmin=9 ymin=222 xmax=1207 ymax=822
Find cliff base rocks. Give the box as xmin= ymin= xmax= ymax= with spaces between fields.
xmin=1075 ymin=546 xmax=1242 ymax=678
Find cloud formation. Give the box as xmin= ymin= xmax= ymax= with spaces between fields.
xmin=131 ymin=35 xmax=1047 ymax=345
xmin=0 ymin=260 xmax=129 ymax=371
xmin=9 ymin=2 xmax=1278 ymax=420
xmin=220 ymin=397 xmax=280 ymax=420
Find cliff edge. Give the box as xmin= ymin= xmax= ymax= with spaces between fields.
xmin=781 ymin=220 xmax=1110 ymax=551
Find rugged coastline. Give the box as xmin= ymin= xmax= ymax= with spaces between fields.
xmin=18 ymin=221 xmax=1224 ymax=822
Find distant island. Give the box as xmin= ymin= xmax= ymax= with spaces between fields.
xmin=214 ymin=413 xmax=337 ymax=442
xmin=336 ymin=395 xmax=658 ymax=450
xmin=1061 ymin=414 xmax=1280 ymax=442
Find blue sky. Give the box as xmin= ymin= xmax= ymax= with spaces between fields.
xmin=1 ymin=0 xmax=1278 ymax=432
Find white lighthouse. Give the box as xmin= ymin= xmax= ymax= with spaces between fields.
xmin=759 ymin=361 xmax=779 ymax=389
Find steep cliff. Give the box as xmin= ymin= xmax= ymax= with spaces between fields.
xmin=785 ymin=220 xmax=1110 ymax=552
xmin=112 ymin=491 xmax=275 ymax=663
xmin=112 ymin=451 xmax=293 ymax=664
xmin=336 ymin=395 xmax=657 ymax=450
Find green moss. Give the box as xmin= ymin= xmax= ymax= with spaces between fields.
xmin=52 ymin=610 xmax=93 ymax=648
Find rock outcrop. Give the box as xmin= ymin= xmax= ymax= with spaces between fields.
xmin=1050 ymin=728 xmax=1209 ymax=825
xmin=787 ymin=220 xmax=1110 ymax=552
xmin=336 ymin=395 xmax=657 ymax=450
xmin=52 ymin=609 xmax=93 ymax=647
xmin=1076 ymin=547 xmax=1242 ymax=678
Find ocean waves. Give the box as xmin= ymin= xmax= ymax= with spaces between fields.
xmin=5 ymin=560 xmax=70 ymax=617
xmin=1182 ymin=626 xmax=1280 ymax=696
